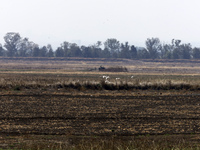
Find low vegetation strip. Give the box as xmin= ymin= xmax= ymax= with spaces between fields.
xmin=2 ymin=80 xmax=200 ymax=91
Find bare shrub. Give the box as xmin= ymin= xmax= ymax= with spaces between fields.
xmin=99 ymin=66 xmax=128 ymax=72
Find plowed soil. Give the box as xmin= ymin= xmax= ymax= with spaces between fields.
xmin=0 ymin=94 xmax=200 ymax=136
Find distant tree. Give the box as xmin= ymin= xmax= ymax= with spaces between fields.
xmin=55 ymin=47 xmax=64 ymax=57
xmin=17 ymin=38 xmax=31 ymax=57
xmin=192 ymin=48 xmax=200 ymax=59
xmin=81 ymin=46 xmax=92 ymax=58
xmin=130 ymin=45 xmax=137 ymax=59
xmin=173 ymin=39 xmax=181 ymax=47
xmin=172 ymin=48 xmax=180 ymax=59
xmin=96 ymin=41 xmax=102 ymax=48
xmin=61 ymin=41 xmax=70 ymax=57
xmin=14 ymin=37 xmax=37 ymax=57
xmin=46 ymin=44 xmax=54 ymax=57
xmin=145 ymin=38 xmax=161 ymax=59
xmin=179 ymin=43 xmax=192 ymax=59
xmin=102 ymin=48 xmax=111 ymax=58
xmin=27 ymin=42 xmax=38 ymax=57
xmin=89 ymin=41 xmax=103 ymax=58
xmin=0 ymin=44 xmax=5 ymax=56
xmin=120 ymin=42 xmax=130 ymax=58
xmin=69 ymin=43 xmax=82 ymax=57
xmin=171 ymin=39 xmax=181 ymax=59
xmin=32 ymin=46 xmax=40 ymax=57
xmin=171 ymin=39 xmax=191 ymax=59
xmin=112 ymin=52 xmax=119 ymax=58
xmin=1 ymin=32 xmax=197 ymax=60
xmin=4 ymin=32 xmax=21 ymax=57
xmin=39 ymin=46 xmax=48 ymax=57
xmin=137 ymin=48 xmax=150 ymax=59
xmin=104 ymin=38 xmax=120 ymax=57
xmin=91 ymin=47 xmax=101 ymax=58
xmin=161 ymin=44 xmax=172 ymax=59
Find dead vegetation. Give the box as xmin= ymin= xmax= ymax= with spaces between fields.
xmin=99 ymin=66 xmax=128 ymax=72
xmin=0 ymin=58 xmax=200 ymax=149
xmin=1 ymin=57 xmax=200 ymax=75
xmin=0 ymin=73 xmax=199 ymax=92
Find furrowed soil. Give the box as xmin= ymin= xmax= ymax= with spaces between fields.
xmin=0 ymin=93 xmax=200 ymax=136
xmin=1 ymin=92 xmax=200 ymax=149
xmin=1 ymin=58 xmax=200 ymax=149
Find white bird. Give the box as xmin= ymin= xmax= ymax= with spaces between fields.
xmin=103 ymin=75 xmax=110 ymax=80
xmin=103 ymin=75 xmax=107 ymax=78
xmin=131 ymin=76 xmax=134 ymax=78
xmin=105 ymin=76 xmax=110 ymax=80
xmin=105 ymin=80 xmax=110 ymax=84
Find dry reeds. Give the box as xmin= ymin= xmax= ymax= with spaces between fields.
xmin=0 ymin=76 xmax=199 ymax=91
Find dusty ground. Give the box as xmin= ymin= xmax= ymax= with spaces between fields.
xmin=0 ymin=58 xmax=200 ymax=149
xmin=1 ymin=57 xmax=200 ymax=75
xmin=0 ymin=93 xmax=200 ymax=136
xmin=0 ymin=92 xmax=200 ymax=149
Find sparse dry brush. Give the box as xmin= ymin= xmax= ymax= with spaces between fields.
xmin=0 ymin=73 xmax=200 ymax=91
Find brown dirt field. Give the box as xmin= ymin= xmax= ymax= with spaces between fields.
xmin=0 ymin=58 xmax=200 ymax=149
xmin=0 ymin=94 xmax=200 ymax=136
xmin=1 ymin=57 xmax=200 ymax=75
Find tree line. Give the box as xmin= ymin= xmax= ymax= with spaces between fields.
xmin=1 ymin=32 xmax=200 ymax=59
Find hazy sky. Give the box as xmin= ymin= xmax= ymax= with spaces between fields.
xmin=1 ymin=0 xmax=200 ymax=49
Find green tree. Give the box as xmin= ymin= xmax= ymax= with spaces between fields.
xmin=130 ymin=45 xmax=137 ymax=59
xmin=104 ymin=38 xmax=120 ymax=57
xmin=89 ymin=42 xmax=102 ymax=58
xmin=120 ymin=42 xmax=130 ymax=58
xmin=171 ymin=39 xmax=191 ymax=59
xmin=55 ymin=47 xmax=64 ymax=57
xmin=39 ymin=46 xmax=48 ymax=57
xmin=161 ymin=44 xmax=172 ymax=59
xmin=137 ymin=48 xmax=150 ymax=59
xmin=32 ymin=46 xmax=40 ymax=57
xmin=27 ymin=42 xmax=38 ymax=57
xmin=69 ymin=43 xmax=82 ymax=57
xmin=0 ymin=44 xmax=5 ymax=56
xmin=46 ymin=44 xmax=54 ymax=57
xmin=15 ymin=37 xmax=37 ymax=57
xmin=171 ymin=39 xmax=181 ymax=59
xmin=61 ymin=41 xmax=70 ymax=57
xmin=192 ymin=48 xmax=200 ymax=59
xmin=96 ymin=41 xmax=102 ymax=47
xmin=81 ymin=46 xmax=92 ymax=58
xmin=172 ymin=48 xmax=180 ymax=59
xmin=4 ymin=32 xmax=21 ymax=57
xmin=17 ymin=38 xmax=30 ymax=57
xmin=102 ymin=48 xmax=111 ymax=58
xmin=180 ymin=44 xmax=192 ymax=59
xmin=145 ymin=38 xmax=161 ymax=59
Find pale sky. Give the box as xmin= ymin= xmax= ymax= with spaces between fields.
xmin=1 ymin=0 xmax=200 ymax=49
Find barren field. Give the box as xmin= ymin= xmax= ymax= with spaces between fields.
xmin=1 ymin=57 xmax=200 ymax=75
xmin=0 ymin=58 xmax=200 ymax=149
xmin=0 ymin=94 xmax=200 ymax=136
